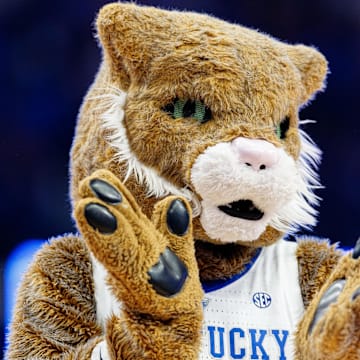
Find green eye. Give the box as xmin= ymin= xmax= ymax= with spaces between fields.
xmin=162 ymin=98 xmax=212 ymax=124
xmin=275 ymin=116 xmax=290 ymax=139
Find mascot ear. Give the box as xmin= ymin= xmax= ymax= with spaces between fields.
xmin=286 ymin=44 xmax=329 ymax=105
xmin=96 ymin=3 xmax=173 ymax=89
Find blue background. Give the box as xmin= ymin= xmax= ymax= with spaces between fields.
xmin=1 ymin=0 xmax=359 ymax=352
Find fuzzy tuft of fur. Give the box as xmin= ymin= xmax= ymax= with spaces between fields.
xmin=269 ymin=122 xmax=322 ymax=233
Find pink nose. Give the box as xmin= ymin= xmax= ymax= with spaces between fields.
xmin=231 ymin=137 xmax=280 ymax=171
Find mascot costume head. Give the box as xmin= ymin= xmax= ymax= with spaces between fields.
xmin=71 ymin=2 xmax=326 ymax=276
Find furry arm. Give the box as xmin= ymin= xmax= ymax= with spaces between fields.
xmin=6 ymin=235 xmax=103 ymax=359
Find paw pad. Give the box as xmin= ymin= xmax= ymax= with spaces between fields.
xmin=166 ymin=199 xmax=190 ymax=236
xmin=85 ymin=203 xmax=117 ymax=234
xmin=308 ymin=279 xmax=345 ymax=334
xmin=148 ymin=247 xmax=188 ymax=297
xmin=90 ymin=179 xmax=122 ymax=204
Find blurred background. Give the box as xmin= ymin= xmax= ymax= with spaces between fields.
xmin=1 ymin=0 xmax=359 ymax=353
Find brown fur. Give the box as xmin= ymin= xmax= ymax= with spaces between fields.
xmin=195 ymin=241 xmax=259 ymax=281
xmin=8 ymin=3 xmax=360 ymax=360
xmin=6 ymin=235 xmax=102 ymax=359
xmin=296 ymin=237 xmax=343 ymax=307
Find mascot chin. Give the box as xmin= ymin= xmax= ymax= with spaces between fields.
xmin=6 ymin=3 xmax=360 ymax=360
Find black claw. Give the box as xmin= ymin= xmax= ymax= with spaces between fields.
xmin=90 ymin=179 xmax=122 ymax=205
xmin=166 ymin=199 xmax=190 ymax=236
xmin=352 ymin=287 xmax=360 ymax=301
xmin=84 ymin=203 xmax=117 ymax=234
xmin=352 ymin=237 xmax=360 ymax=259
xmin=308 ymin=279 xmax=346 ymax=335
xmin=148 ymin=247 xmax=188 ymax=297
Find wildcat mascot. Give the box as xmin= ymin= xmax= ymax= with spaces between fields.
xmin=6 ymin=3 xmax=360 ymax=359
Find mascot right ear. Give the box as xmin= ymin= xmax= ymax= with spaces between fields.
xmin=285 ymin=44 xmax=329 ymax=106
xmin=96 ymin=2 xmax=175 ymax=89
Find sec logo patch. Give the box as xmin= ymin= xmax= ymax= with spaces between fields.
xmin=253 ymin=292 xmax=272 ymax=308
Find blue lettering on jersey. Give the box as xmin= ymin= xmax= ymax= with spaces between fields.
xmin=229 ymin=328 xmax=245 ymax=359
xmin=252 ymin=292 xmax=272 ymax=308
xmin=205 ymin=326 xmax=288 ymax=359
xmin=208 ymin=326 xmax=225 ymax=358
xmin=249 ymin=329 xmax=269 ymax=359
xmin=271 ymin=330 xmax=289 ymax=360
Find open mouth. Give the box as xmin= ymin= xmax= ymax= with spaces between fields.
xmin=218 ymin=200 xmax=264 ymax=221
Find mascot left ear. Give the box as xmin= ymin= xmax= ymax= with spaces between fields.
xmin=96 ymin=3 xmax=174 ymax=89
xmin=286 ymin=44 xmax=329 ymax=105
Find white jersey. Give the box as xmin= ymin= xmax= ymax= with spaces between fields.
xmin=199 ymin=239 xmax=304 ymax=360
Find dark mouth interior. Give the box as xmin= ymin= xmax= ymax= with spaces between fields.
xmin=218 ymin=200 xmax=264 ymax=221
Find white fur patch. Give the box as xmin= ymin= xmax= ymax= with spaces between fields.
xmin=94 ymin=87 xmax=201 ymax=217
xmin=90 ymin=253 xmax=122 ymax=330
xmin=191 ymin=129 xmax=321 ymax=243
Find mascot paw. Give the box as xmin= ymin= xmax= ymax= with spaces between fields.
xmin=298 ymin=239 xmax=360 ymax=360
xmin=74 ymin=170 xmax=202 ymax=315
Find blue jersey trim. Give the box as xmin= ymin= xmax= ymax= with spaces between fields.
xmin=201 ymin=248 xmax=262 ymax=293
